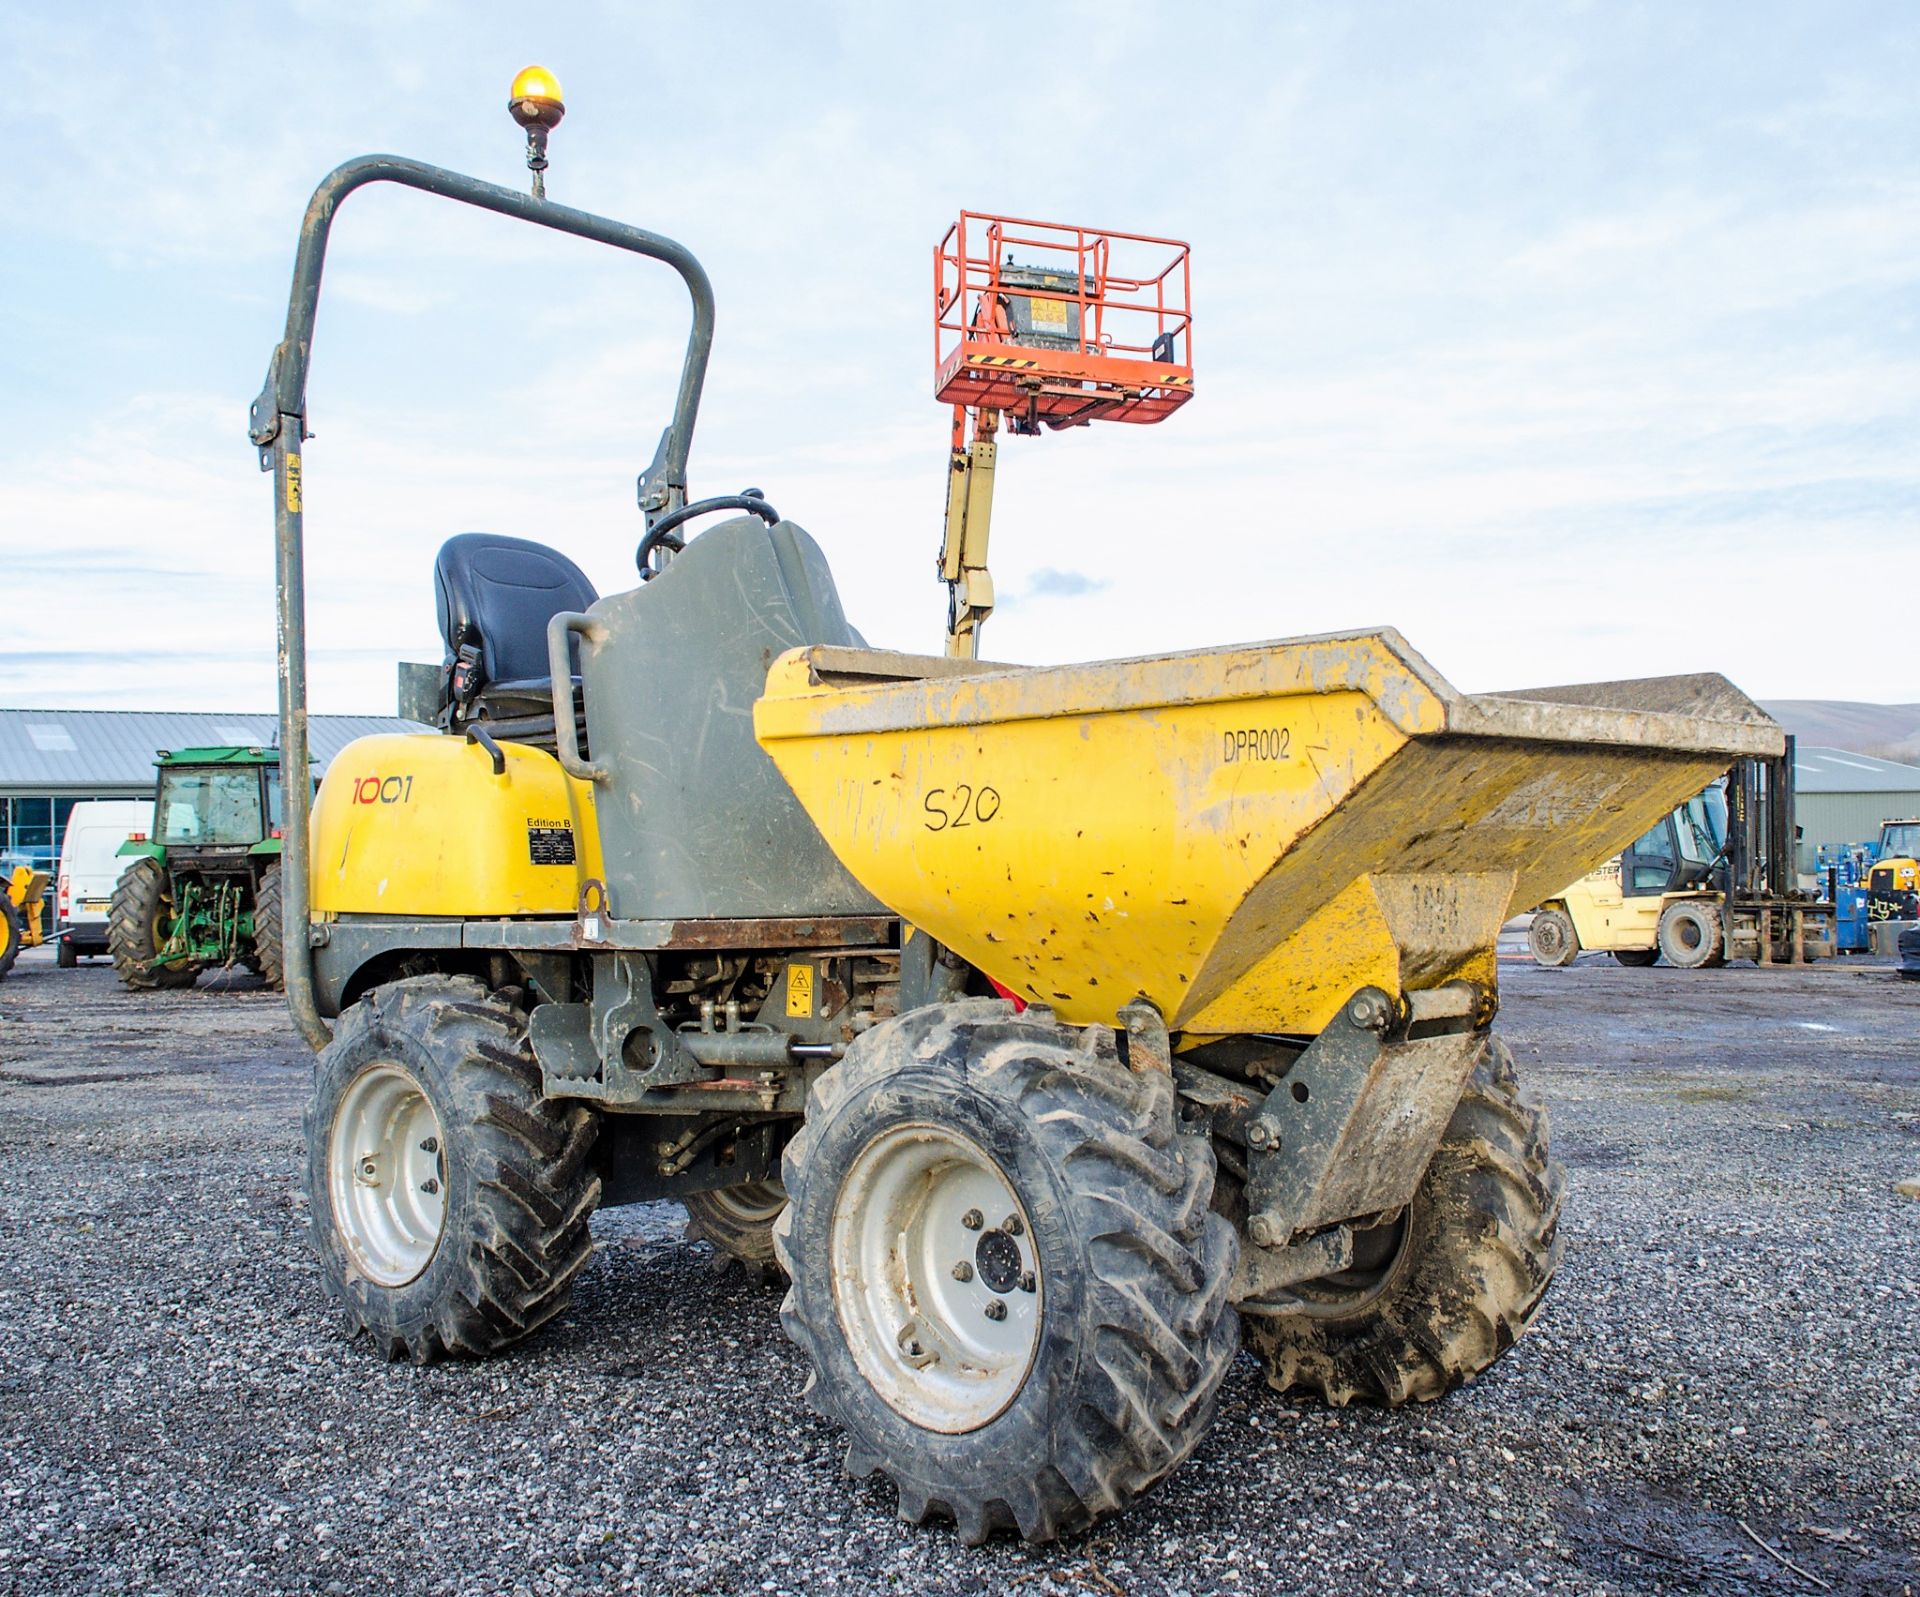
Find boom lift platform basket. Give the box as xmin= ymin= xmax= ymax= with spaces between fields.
xmin=934 ymin=212 xmax=1193 ymax=431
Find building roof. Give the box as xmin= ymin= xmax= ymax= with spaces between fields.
xmin=1793 ymin=744 xmax=1920 ymax=796
xmin=0 ymin=709 xmax=423 ymax=792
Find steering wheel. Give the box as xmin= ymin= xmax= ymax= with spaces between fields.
xmin=637 ymin=489 xmax=780 ymax=579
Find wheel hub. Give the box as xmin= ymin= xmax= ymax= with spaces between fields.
xmin=830 ymin=1123 xmax=1042 ymax=1434
xmin=328 ymin=1062 xmax=448 ymax=1287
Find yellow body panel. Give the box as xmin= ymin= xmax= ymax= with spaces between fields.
xmin=310 ymin=734 xmax=603 ymax=916
xmin=754 ymin=632 xmax=1774 ymax=1033
xmin=1547 ymin=861 xmax=1673 ymax=952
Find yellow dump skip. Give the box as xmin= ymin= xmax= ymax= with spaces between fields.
xmin=754 ymin=630 xmax=1781 ymax=1035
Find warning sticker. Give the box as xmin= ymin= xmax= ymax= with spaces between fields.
xmin=785 ymin=963 xmax=815 ymax=1018
xmin=1028 ymin=296 xmax=1068 ymax=328
xmin=528 ymin=825 xmax=576 ymax=866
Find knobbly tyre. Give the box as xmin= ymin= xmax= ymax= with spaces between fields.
xmin=262 ymin=73 xmax=1784 ymax=1543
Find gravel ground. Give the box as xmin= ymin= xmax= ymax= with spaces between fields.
xmin=1 ymin=946 xmax=1915 ymax=1596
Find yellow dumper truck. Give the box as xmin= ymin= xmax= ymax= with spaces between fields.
xmin=256 ymin=82 xmax=1787 ymax=1543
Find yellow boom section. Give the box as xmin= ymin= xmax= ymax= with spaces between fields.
xmin=754 ymin=631 xmax=1781 ymax=1035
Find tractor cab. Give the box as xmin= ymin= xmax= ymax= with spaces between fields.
xmin=147 ymin=747 xmax=284 ymax=862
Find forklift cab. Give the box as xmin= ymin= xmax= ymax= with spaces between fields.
xmin=1619 ymin=787 xmax=1727 ymax=898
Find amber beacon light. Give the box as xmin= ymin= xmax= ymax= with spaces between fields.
xmin=508 ymin=65 xmax=566 ymax=198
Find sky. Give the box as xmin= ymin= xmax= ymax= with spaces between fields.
xmin=2 ymin=1 xmax=1917 ymax=714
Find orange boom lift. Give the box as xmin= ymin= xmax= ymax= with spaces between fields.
xmin=932 ymin=212 xmax=1193 ymax=656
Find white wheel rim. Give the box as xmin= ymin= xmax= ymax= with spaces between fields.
xmin=830 ymin=1124 xmax=1042 ymax=1434
xmin=702 ymin=1179 xmax=787 ymax=1225
xmin=328 ymin=1062 xmax=448 ymax=1287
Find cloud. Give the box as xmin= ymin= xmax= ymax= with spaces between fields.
xmin=2 ymin=2 xmax=1918 ymax=713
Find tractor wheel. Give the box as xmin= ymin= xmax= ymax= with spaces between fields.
xmin=775 ymin=999 xmax=1240 ymax=1545
xmin=305 ymin=976 xmax=601 ymax=1362
xmin=0 ymin=896 xmax=21 ymax=980
xmin=1612 ymin=948 xmax=1659 ymax=968
xmin=251 ymin=862 xmax=285 ymax=990
xmin=1657 ymin=900 xmax=1724 ymax=969
xmin=108 ymin=859 xmax=197 ymax=990
xmin=685 ymin=1179 xmax=787 ymax=1280
xmin=1247 ymin=1036 xmax=1563 ymax=1407
xmin=1527 ymin=907 xmax=1579 ymax=968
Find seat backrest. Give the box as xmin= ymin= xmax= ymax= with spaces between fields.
xmin=577 ymin=516 xmax=884 ymax=920
xmin=435 ymin=534 xmax=599 ymax=687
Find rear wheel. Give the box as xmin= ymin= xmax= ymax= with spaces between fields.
xmin=1247 ymin=1036 xmax=1563 ymax=1406
xmin=1527 ymin=908 xmax=1578 ymax=967
xmin=251 ymin=862 xmax=284 ymax=990
xmin=1612 ymin=948 xmax=1659 ymax=968
xmin=0 ymin=896 xmax=21 ymax=979
xmin=1657 ymin=900 xmax=1724 ymax=969
xmin=684 ymin=1179 xmax=787 ymax=1279
xmin=305 ymin=976 xmax=601 ymax=1361
xmin=56 ymin=933 xmax=77 ymax=969
xmin=776 ymin=999 xmax=1239 ymax=1544
xmin=108 ymin=859 xmax=196 ymax=990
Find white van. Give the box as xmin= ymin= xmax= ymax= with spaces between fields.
xmin=56 ymin=800 xmax=150 ymax=967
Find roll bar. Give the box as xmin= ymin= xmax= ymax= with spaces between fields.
xmin=250 ymin=153 xmax=717 ymax=1050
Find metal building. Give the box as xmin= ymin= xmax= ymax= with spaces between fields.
xmin=0 ymin=709 xmax=419 ymax=873
xmin=1792 ymin=745 xmax=1920 ymax=871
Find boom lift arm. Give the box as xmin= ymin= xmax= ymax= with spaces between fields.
xmin=931 ymin=214 xmax=1194 ymax=658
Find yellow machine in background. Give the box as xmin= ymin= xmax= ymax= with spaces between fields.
xmin=1530 ymin=751 xmax=1835 ymax=969
xmin=0 ymin=864 xmax=51 ymax=980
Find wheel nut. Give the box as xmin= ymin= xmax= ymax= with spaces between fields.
xmin=952 ymin=1261 xmax=974 ymax=1282
xmin=1019 ymin=1271 xmax=1036 ymax=1294
xmin=1249 ymin=1214 xmax=1278 ymax=1247
xmin=983 ymin=1299 xmax=1007 ymax=1321
xmin=420 ymin=1137 xmax=439 ymax=1154
xmin=961 ymin=1208 xmax=983 ymax=1230
xmin=421 ymin=1177 xmax=440 ymax=1196
xmin=1002 ymin=1213 xmax=1023 ymax=1237
xmin=358 ymin=1158 xmax=378 ymax=1182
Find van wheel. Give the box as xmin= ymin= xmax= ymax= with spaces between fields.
xmin=56 ymin=935 xmax=77 ymax=970
xmin=1612 ymin=948 xmax=1659 ymax=968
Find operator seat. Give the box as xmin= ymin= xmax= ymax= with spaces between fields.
xmin=433 ymin=533 xmax=598 ymax=739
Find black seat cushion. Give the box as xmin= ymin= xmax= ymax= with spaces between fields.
xmin=434 ymin=534 xmax=598 ymax=712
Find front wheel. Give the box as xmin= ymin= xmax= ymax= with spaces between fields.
xmin=776 ymin=1000 xmax=1240 ymax=1544
xmin=305 ymin=977 xmax=601 ymax=1361
xmin=1657 ymin=900 xmax=1724 ymax=969
xmin=107 ymin=858 xmax=196 ymax=990
xmin=1247 ymin=1036 xmax=1563 ymax=1406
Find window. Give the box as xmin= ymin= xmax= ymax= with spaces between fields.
xmin=156 ymin=770 xmax=264 ymax=846
xmin=1628 ymin=820 xmax=1676 ymax=892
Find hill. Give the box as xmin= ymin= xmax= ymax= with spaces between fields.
xmin=1761 ymin=700 xmax=1920 ymax=763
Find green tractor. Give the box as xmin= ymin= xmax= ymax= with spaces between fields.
xmin=109 ymin=746 xmax=292 ymax=991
